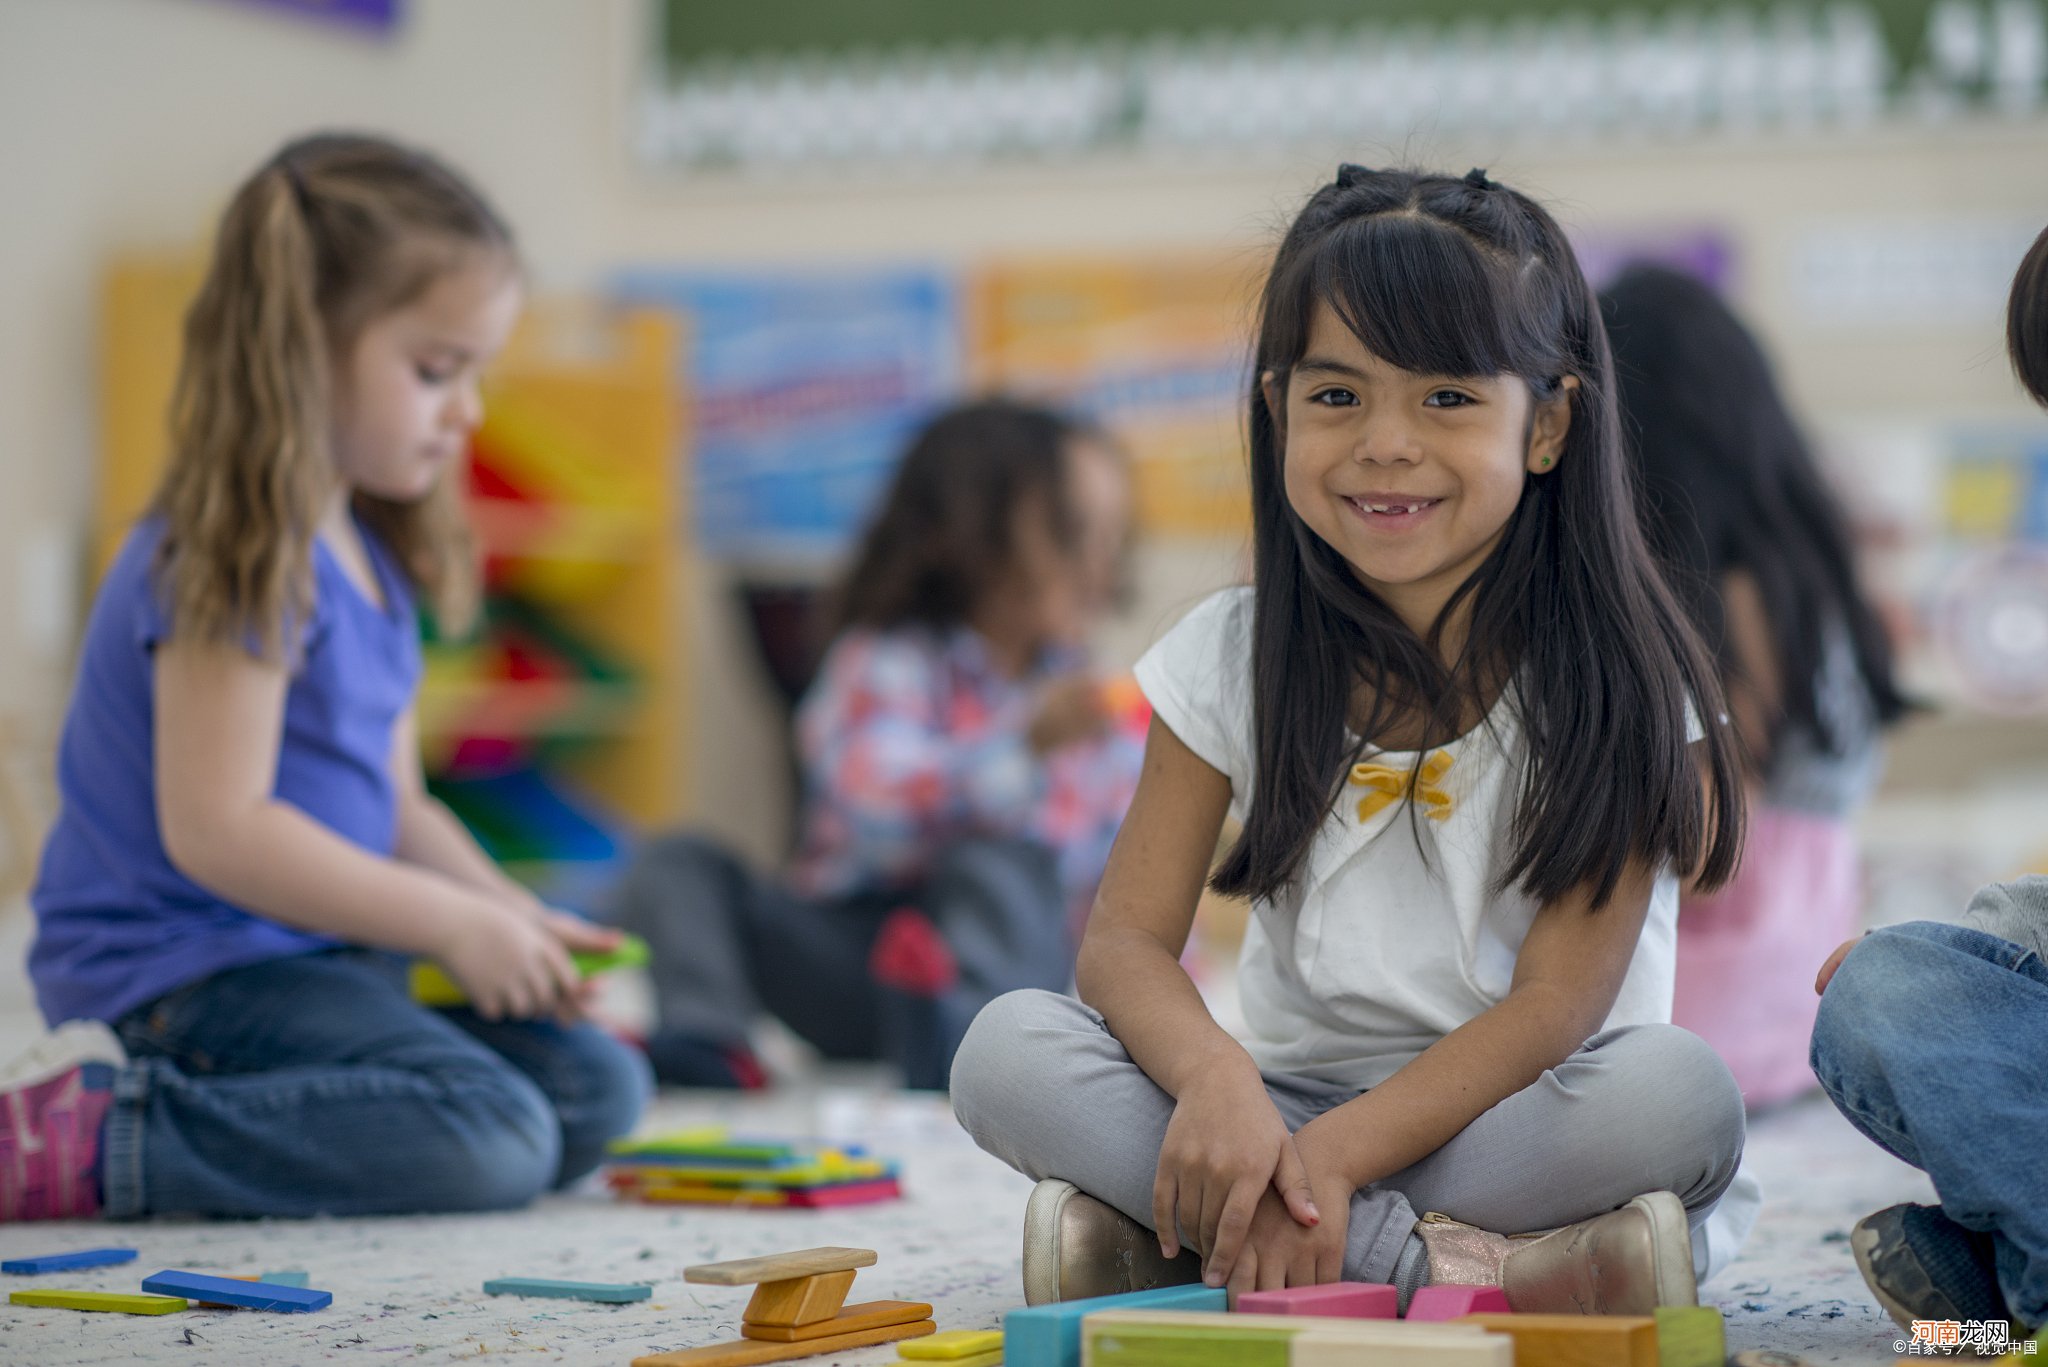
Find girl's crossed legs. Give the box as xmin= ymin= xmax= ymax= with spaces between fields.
xmin=952 ymin=989 xmax=1744 ymax=1285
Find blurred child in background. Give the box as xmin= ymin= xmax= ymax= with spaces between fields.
xmin=0 ymin=133 xmax=647 ymax=1223
xmin=1806 ymin=225 xmax=2048 ymax=1344
xmin=1600 ymin=265 xmax=1910 ymax=1109
xmin=611 ymin=397 xmax=1144 ymax=1091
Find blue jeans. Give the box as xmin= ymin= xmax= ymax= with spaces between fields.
xmin=1811 ymin=921 xmax=2048 ymax=1327
xmin=101 ymin=949 xmax=650 ymax=1219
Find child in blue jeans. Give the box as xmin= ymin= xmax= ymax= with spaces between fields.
xmin=0 ymin=134 xmax=647 ymax=1222
xmin=1809 ymin=225 xmax=2048 ymax=1340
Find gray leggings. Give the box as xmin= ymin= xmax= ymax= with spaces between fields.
xmin=951 ymin=989 xmax=1745 ymax=1283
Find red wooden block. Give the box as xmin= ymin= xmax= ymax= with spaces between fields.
xmin=1405 ymin=1285 xmax=1512 ymax=1320
xmin=1234 ymin=1283 xmax=1398 ymax=1318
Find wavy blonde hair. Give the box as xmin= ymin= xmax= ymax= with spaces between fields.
xmin=153 ymin=132 xmax=515 ymax=659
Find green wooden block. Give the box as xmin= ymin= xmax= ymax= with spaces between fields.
xmin=1087 ymin=1318 xmax=1295 ymax=1367
xmin=11 ymin=1290 xmax=188 ymax=1315
xmin=1654 ymin=1305 xmax=1725 ymax=1367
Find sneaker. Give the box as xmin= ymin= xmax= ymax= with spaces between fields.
xmin=1415 ymin=1190 xmax=1697 ymax=1316
xmin=0 ymin=1021 xmax=125 ymax=1221
xmin=1020 ymin=1178 xmax=1203 ymax=1305
xmin=1851 ymin=1203 xmax=2012 ymax=1337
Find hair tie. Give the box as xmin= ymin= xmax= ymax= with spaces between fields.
xmin=1462 ymin=168 xmax=1498 ymax=191
xmin=1335 ymin=163 xmax=1376 ymax=189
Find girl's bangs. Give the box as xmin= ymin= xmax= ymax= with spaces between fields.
xmin=1304 ymin=213 xmax=1553 ymax=381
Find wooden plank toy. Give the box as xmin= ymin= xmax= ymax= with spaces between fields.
xmin=140 ymin=1269 xmax=331 ymax=1312
xmin=744 ymin=1268 xmax=858 ymax=1327
xmin=684 ymin=1247 xmax=877 ymax=1286
xmin=1404 ymin=1285 xmax=1511 ymax=1320
xmin=1081 ymin=1309 xmax=1493 ymax=1367
xmin=899 ymin=1328 xmax=1004 ymax=1360
xmin=2 ymin=1247 xmax=138 ymax=1275
xmin=483 ymin=1277 xmax=653 ymax=1303
xmin=1292 ymin=1326 xmax=1511 ymax=1366
xmin=259 ymin=1271 xmax=311 ymax=1287
xmin=742 ymin=1299 xmax=931 ymax=1343
xmin=1653 ymin=1305 xmax=1726 ymax=1367
xmin=10 ymin=1290 xmax=187 ymax=1315
xmin=1457 ymin=1312 xmax=1657 ymax=1367
xmin=629 ymin=1317 xmax=936 ymax=1367
xmin=1236 ymin=1283 xmax=1397 ymax=1318
xmin=1006 ymin=1282 xmax=1226 ymax=1367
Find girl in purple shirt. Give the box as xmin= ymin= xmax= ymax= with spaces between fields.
xmin=0 ymin=134 xmax=646 ymax=1223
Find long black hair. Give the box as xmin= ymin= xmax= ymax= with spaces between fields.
xmin=2013 ymin=223 xmax=2048 ymax=407
xmin=1600 ymin=265 xmax=1910 ymax=767
xmin=1210 ymin=166 xmax=1743 ymax=910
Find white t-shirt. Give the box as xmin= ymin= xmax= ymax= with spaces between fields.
xmin=1133 ymin=586 xmax=1683 ymax=1092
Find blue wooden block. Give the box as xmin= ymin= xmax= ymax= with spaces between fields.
xmin=2 ymin=1247 xmax=138 ymax=1275
xmin=259 ymin=1272 xmax=311 ymax=1287
xmin=482 ymin=1277 xmax=652 ymax=1303
xmin=140 ymin=1270 xmax=331 ymax=1312
xmin=1004 ymin=1283 xmax=1227 ymax=1367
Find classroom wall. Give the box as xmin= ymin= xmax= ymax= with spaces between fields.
xmin=4 ymin=0 xmax=2048 ymax=869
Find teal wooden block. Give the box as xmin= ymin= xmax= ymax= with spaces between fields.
xmin=1004 ymin=1282 xmax=1226 ymax=1367
xmin=258 ymin=1271 xmax=311 ymax=1288
xmin=482 ymin=1277 xmax=652 ymax=1303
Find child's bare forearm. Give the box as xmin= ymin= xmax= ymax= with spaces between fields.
xmin=169 ymin=798 xmax=494 ymax=956
xmin=1296 ymin=983 xmax=1591 ymax=1188
xmin=1078 ymin=924 xmax=1259 ymax=1099
xmin=394 ymin=793 xmax=533 ymax=907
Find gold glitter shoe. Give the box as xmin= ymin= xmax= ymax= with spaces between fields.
xmin=1414 ymin=1191 xmax=1698 ymax=1316
xmin=1020 ymin=1178 xmax=1204 ymax=1305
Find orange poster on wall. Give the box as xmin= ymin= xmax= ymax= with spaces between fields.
xmin=967 ymin=250 xmax=1267 ymax=538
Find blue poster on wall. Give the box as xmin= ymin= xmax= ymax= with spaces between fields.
xmin=613 ymin=268 xmax=961 ymax=566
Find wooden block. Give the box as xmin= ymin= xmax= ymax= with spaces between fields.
xmin=1292 ymin=1327 xmax=1512 ymax=1365
xmin=259 ymin=1271 xmax=311 ymax=1287
xmin=742 ymin=1299 xmax=931 ymax=1342
xmin=899 ymin=1328 xmax=1004 ymax=1359
xmin=2 ymin=1247 xmax=138 ymax=1275
xmin=1005 ymin=1282 xmax=1226 ymax=1367
xmin=483 ymin=1277 xmax=653 ymax=1302
xmin=631 ymin=1317 xmax=935 ymax=1366
xmin=10 ymin=1290 xmax=188 ymax=1315
xmin=140 ymin=1270 xmax=331 ymax=1312
xmin=1081 ymin=1309 xmax=1490 ymax=1367
xmin=1236 ymin=1283 xmax=1397 ymax=1318
xmin=744 ymin=1269 xmax=858 ymax=1327
xmin=684 ymin=1247 xmax=876 ymax=1287
xmin=1653 ymin=1305 xmax=1725 ymax=1367
xmin=1457 ymin=1312 xmax=1657 ymax=1367
xmin=1405 ymin=1285 xmax=1512 ymax=1321
xmin=909 ymin=1351 xmax=999 ymax=1367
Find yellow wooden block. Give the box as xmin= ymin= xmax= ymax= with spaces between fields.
xmin=899 ymin=1328 xmax=1004 ymax=1359
xmin=1458 ymin=1312 xmax=1659 ymax=1367
xmin=11 ymin=1290 xmax=188 ymax=1315
xmin=742 ymin=1299 xmax=931 ymax=1343
xmin=742 ymin=1269 xmax=857 ymax=1328
xmin=631 ymin=1317 xmax=935 ymax=1366
xmin=917 ymin=1351 xmax=999 ymax=1367
xmin=685 ymin=1247 xmax=876 ymax=1287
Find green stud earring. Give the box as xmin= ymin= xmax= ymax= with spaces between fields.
xmin=1540 ymin=457 xmax=1553 ymax=468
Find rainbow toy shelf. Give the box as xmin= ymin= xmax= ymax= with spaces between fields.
xmin=99 ymin=256 xmax=690 ymax=901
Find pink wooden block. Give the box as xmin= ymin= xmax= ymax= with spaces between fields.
xmin=1404 ymin=1285 xmax=1512 ymax=1321
xmin=1234 ymin=1283 xmax=1398 ymax=1318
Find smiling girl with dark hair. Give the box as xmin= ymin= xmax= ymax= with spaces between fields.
xmin=954 ymin=167 xmax=1749 ymax=1313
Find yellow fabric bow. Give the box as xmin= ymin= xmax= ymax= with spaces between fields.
xmin=1349 ymin=749 xmax=1456 ymax=824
